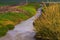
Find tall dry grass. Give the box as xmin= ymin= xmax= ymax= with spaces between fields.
xmin=34 ymin=3 xmax=60 ymax=40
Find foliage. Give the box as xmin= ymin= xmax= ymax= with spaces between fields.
xmin=34 ymin=3 xmax=60 ymax=40
xmin=26 ymin=3 xmax=41 ymax=9
xmin=6 ymin=24 xmax=14 ymax=30
xmin=0 ymin=3 xmax=41 ymax=37
xmin=0 ymin=24 xmax=8 ymax=37
xmin=35 ymin=27 xmax=58 ymax=40
xmin=18 ymin=6 xmax=36 ymax=17
xmin=0 ymin=12 xmax=29 ymax=25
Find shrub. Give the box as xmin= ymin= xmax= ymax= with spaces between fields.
xmin=35 ymin=27 xmax=58 ymax=40
xmin=0 ymin=25 xmax=8 ymax=37
xmin=6 ymin=24 xmax=14 ymax=30
xmin=34 ymin=3 xmax=60 ymax=40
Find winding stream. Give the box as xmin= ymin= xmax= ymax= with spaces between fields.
xmin=0 ymin=7 xmax=42 ymax=40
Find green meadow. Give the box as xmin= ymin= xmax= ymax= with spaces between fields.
xmin=0 ymin=3 xmax=40 ymax=37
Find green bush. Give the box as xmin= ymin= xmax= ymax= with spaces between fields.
xmin=19 ymin=6 xmax=36 ymax=17
xmin=0 ymin=24 xmax=14 ymax=37
xmin=0 ymin=25 xmax=8 ymax=37
xmin=6 ymin=24 xmax=14 ymax=30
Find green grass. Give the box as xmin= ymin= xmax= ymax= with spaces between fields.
xmin=0 ymin=12 xmax=31 ymax=37
xmin=18 ymin=6 xmax=36 ymax=17
xmin=0 ymin=24 xmax=8 ymax=37
xmin=0 ymin=3 xmax=41 ymax=37
xmin=17 ymin=3 xmax=41 ymax=17
xmin=0 ymin=12 xmax=29 ymax=25
xmin=0 ymin=3 xmax=40 ymax=25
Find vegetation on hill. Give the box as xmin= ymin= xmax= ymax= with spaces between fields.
xmin=0 ymin=3 xmax=40 ymax=37
xmin=34 ymin=3 xmax=60 ymax=40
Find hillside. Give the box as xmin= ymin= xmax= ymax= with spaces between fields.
xmin=0 ymin=3 xmax=41 ymax=37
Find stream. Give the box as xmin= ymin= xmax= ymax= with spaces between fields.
xmin=0 ymin=7 xmax=42 ymax=40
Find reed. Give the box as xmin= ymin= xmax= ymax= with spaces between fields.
xmin=34 ymin=3 xmax=60 ymax=40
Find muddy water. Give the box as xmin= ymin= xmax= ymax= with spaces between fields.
xmin=0 ymin=7 xmax=42 ymax=40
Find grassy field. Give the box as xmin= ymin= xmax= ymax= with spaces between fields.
xmin=34 ymin=3 xmax=60 ymax=40
xmin=0 ymin=3 xmax=39 ymax=25
xmin=0 ymin=3 xmax=41 ymax=37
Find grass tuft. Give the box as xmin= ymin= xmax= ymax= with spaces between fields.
xmin=34 ymin=3 xmax=60 ymax=40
